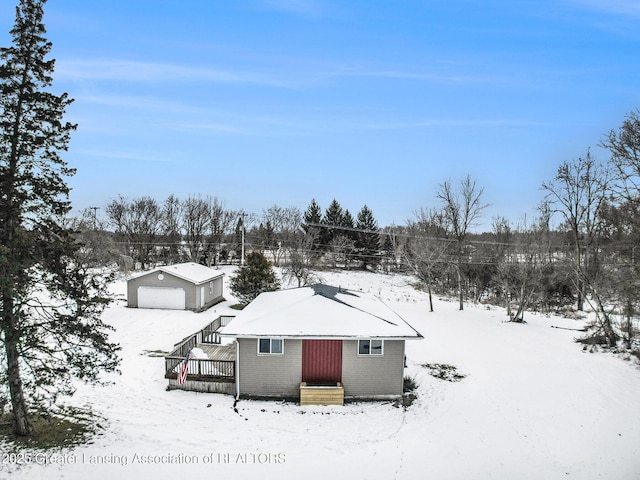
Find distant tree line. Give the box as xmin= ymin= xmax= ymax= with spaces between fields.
xmin=72 ymin=195 xmax=241 ymax=269
xmin=403 ymin=111 xmax=640 ymax=350
xmin=70 ymin=111 xmax=640 ymax=350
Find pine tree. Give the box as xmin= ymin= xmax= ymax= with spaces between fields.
xmin=229 ymin=252 xmax=280 ymax=305
xmin=302 ymin=199 xmax=323 ymax=256
xmin=355 ymin=205 xmax=381 ymax=270
xmin=322 ymin=199 xmax=344 ymax=247
xmin=341 ymin=209 xmax=356 ymax=239
xmin=338 ymin=209 xmax=356 ymax=268
xmin=303 ymin=199 xmax=322 ymax=231
xmin=233 ymin=214 xmax=245 ymax=260
xmin=0 ymin=0 xmax=120 ymax=436
xmin=257 ymin=220 xmax=276 ymax=251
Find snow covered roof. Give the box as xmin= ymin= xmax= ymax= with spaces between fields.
xmin=128 ymin=262 xmax=224 ymax=285
xmin=221 ymin=284 xmax=423 ymax=339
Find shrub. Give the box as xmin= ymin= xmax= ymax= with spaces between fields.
xmin=403 ymin=375 xmax=418 ymax=393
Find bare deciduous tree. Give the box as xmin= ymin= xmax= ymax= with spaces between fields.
xmin=209 ymin=197 xmax=236 ymax=266
xmin=262 ymin=205 xmax=303 ymax=266
xmin=161 ymin=194 xmax=182 ymax=264
xmin=69 ymin=208 xmax=119 ymax=267
xmin=328 ymin=234 xmax=355 ymax=270
xmin=182 ymin=195 xmax=211 ymax=262
xmin=601 ymin=109 xmax=640 ymax=206
xmin=405 ymin=207 xmax=450 ymax=312
xmin=436 ymin=175 xmax=489 ymax=310
xmin=106 ymin=196 xmax=161 ymax=269
xmin=542 ymin=150 xmax=611 ymax=311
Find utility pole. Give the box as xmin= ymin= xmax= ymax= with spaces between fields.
xmin=240 ymin=213 xmax=246 ymax=266
xmin=89 ymin=206 xmax=100 ymax=230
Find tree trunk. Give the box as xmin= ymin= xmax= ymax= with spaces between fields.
xmin=3 ymin=297 xmax=32 ymax=436
xmin=456 ymin=261 xmax=464 ymax=311
xmin=6 ymin=343 xmax=31 ymax=436
xmin=624 ymin=298 xmax=634 ymax=349
xmin=575 ymin=243 xmax=584 ymax=311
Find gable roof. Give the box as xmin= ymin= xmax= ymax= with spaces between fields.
xmin=128 ymin=262 xmax=224 ymax=285
xmin=221 ymin=284 xmax=423 ymax=339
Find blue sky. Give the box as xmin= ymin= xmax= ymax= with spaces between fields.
xmin=2 ymin=0 xmax=639 ymax=230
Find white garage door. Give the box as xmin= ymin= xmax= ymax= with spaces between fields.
xmin=137 ymin=286 xmax=186 ymax=310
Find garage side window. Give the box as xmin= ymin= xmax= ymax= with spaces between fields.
xmin=258 ymin=338 xmax=283 ymax=355
xmin=209 ymin=281 xmax=214 ymax=294
xmin=358 ymin=339 xmax=383 ymax=355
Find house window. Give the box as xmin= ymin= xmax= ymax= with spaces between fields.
xmin=209 ymin=281 xmax=214 ymax=294
xmin=258 ymin=338 xmax=283 ymax=355
xmin=358 ymin=339 xmax=383 ymax=356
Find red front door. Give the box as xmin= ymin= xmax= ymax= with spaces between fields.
xmin=302 ymin=340 xmax=342 ymax=385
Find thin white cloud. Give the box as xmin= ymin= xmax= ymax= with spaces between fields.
xmin=57 ymin=58 xmax=502 ymax=91
xmin=70 ymin=92 xmax=304 ymax=135
xmin=74 ymin=93 xmax=202 ymax=114
xmin=56 ymin=59 xmax=295 ymax=88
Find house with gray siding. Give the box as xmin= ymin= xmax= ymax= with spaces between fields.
xmin=220 ymin=284 xmax=423 ymax=403
xmin=127 ymin=262 xmax=224 ymax=312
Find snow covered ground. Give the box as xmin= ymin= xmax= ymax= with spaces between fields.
xmin=4 ymin=268 xmax=640 ymax=480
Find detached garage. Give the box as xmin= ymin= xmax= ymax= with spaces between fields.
xmin=127 ymin=263 xmax=224 ymax=312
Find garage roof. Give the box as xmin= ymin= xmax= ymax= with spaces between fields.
xmin=129 ymin=262 xmax=224 ymax=285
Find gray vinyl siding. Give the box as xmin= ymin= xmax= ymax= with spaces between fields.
xmin=206 ymin=278 xmax=223 ymax=306
xmin=127 ymin=272 xmax=194 ymax=308
xmin=341 ymin=339 xmax=405 ymax=399
xmin=196 ymin=278 xmax=224 ymax=311
xmin=237 ymin=338 xmax=302 ymax=398
xmin=127 ymin=272 xmax=223 ymax=311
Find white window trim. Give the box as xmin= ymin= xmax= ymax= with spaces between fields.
xmin=257 ymin=338 xmax=284 ymax=355
xmin=357 ymin=339 xmax=384 ymax=356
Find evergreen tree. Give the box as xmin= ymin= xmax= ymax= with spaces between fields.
xmin=355 ymin=205 xmax=381 ymax=269
xmin=257 ymin=220 xmax=276 ymax=251
xmin=303 ymin=199 xmax=322 ymax=231
xmin=322 ymin=199 xmax=344 ymax=247
xmin=233 ymin=215 xmax=245 ymax=261
xmin=341 ymin=209 xmax=356 ymax=236
xmin=302 ymin=198 xmax=323 ymax=256
xmin=229 ymin=252 xmax=280 ymax=305
xmin=339 ymin=209 xmax=356 ymax=267
xmin=0 ymin=0 xmax=120 ymax=436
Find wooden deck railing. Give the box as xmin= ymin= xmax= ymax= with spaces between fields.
xmin=197 ymin=315 xmax=235 ymax=345
xmin=170 ymin=315 xmax=235 ymax=354
xmin=164 ymin=356 xmax=235 ymax=382
xmin=170 ymin=334 xmax=198 ymax=359
xmin=165 ymin=315 xmax=236 ymax=383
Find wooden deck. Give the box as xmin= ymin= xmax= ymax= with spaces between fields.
xmin=165 ymin=315 xmax=237 ymax=388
